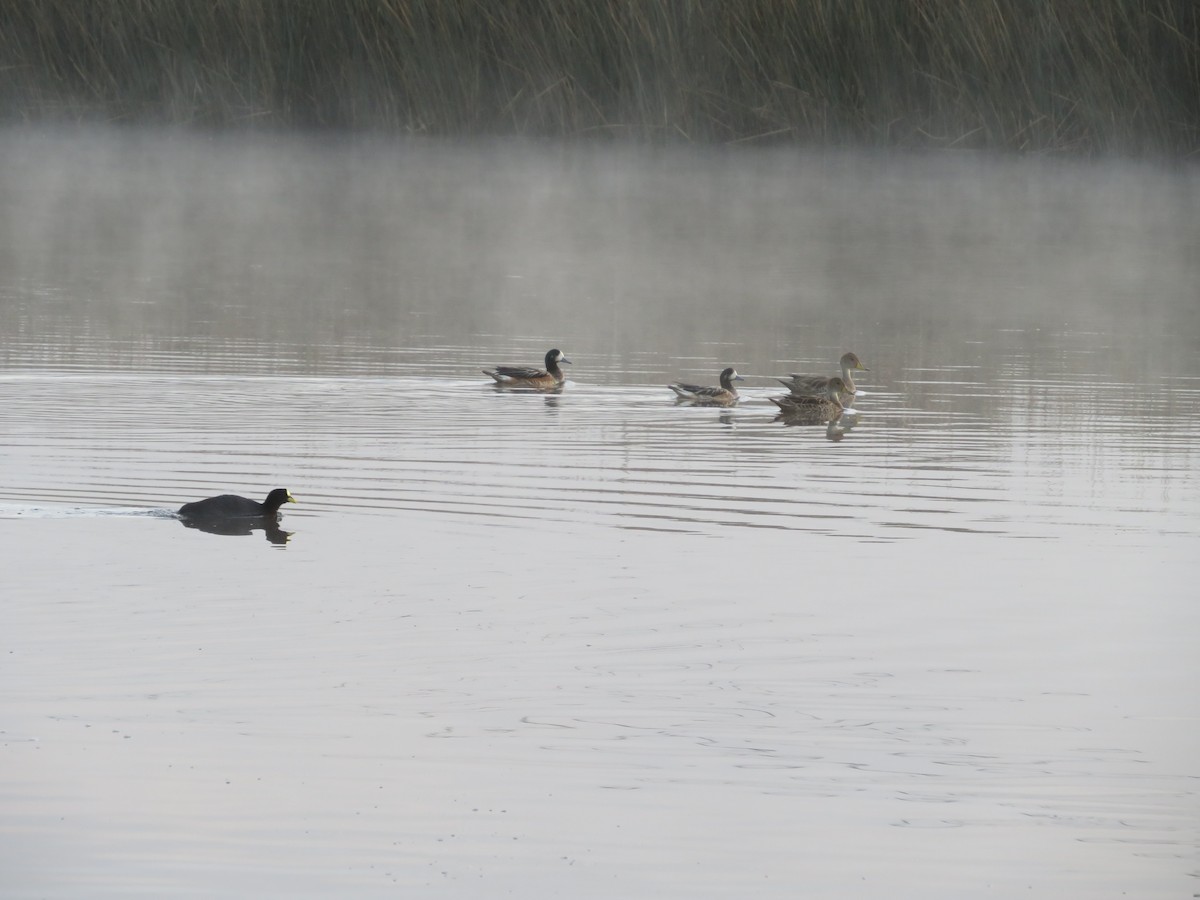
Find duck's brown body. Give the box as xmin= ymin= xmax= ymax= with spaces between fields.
xmin=668 ymin=367 xmax=744 ymax=405
xmin=484 ymin=349 xmax=571 ymax=389
xmin=769 ymin=378 xmax=848 ymax=424
xmin=777 ymin=352 xmax=868 ymax=402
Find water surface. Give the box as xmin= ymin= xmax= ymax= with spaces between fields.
xmin=1 ymin=130 xmax=1198 ymax=898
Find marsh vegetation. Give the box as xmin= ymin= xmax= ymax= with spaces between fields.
xmin=2 ymin=0 xmax=1196 ymax=154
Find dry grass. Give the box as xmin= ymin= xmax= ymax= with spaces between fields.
xmin=0 ymin=0 xmax=1196 ymax=154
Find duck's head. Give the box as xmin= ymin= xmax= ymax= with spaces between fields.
xmin=720 ymin=367 xmax=745 ymax=385
xmin=841 ymin=352 xmax=869 ymax=371
xmin=827 ymin=377 xmax=849 ymax=401
xmin=265 ymin=488 xmax=297 ymax=510
xmin=547 ymin=349 xmax=572 ymax=367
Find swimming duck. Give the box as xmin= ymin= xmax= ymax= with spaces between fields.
xmin=483 ymin=348 xmax=571 ymax=389
xmin=668 ymin=367 xmax=745 ymax=404
xmin=178 ymin=488 xmax=296 ymax=519
xmin=769 ymin=378 xmax=847 ymax=422
xmin=776 ymin=351 xmax=868 ymax=400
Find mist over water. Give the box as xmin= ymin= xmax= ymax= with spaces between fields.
xmin=2 ymin=128 xmax=1198 ymax=898
xmin=4 ymin=129 xmax=1197 ymax=380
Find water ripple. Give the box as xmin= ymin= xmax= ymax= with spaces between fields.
xmin=2 ymin=368 xmax=1198 ymax=542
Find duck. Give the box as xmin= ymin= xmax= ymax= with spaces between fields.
xmin=769 ymin=378 xmax=847 ymax=423
xmin=668 ymin=367 xmax=745 ymax=405
xmin=178 ymin=488 xmax=296 ymax=520
xmin=776 ymin=351 xmax=868 ymax=401
xmin=483 ymin=348 xmax=571 ymax=389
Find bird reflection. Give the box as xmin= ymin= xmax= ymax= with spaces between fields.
xmin=672 ymin=394 xmax=740 ymax=408
xmin=773 ymin=406 xmax=841 ymax=427
xmin=773 ymin=409 xmax=859 ymax=442
xmin=487 ymin=382 xmax=565 ymax=395
xmin=823 ymin=415 xmax=857 ymax=442
xmin=177 ymin=515 xmax=293 ymax=545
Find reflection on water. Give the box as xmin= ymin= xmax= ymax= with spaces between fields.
xmin=0 ymin=384 xmax=1105 ymax=533
xmin=1 ymin=129 xmax=1198 ymax=898
xmin=5 ymin=365 xmax=1191 ymax=541
xmin=774 ymin=409 xmax=858 ymax=441
xmin=178 ymin=515 xmax=293 ymax=545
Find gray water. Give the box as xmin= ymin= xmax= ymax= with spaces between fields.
xmin=1 ymin=129 xmax=1198 ymax=898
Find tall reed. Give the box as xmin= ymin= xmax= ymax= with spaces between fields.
xmin=0 ymin=0 xmax=1195 ymax=154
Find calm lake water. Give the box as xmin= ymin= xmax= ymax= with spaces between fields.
xmin=2 ymin=129 xmax=1198 ymax=898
